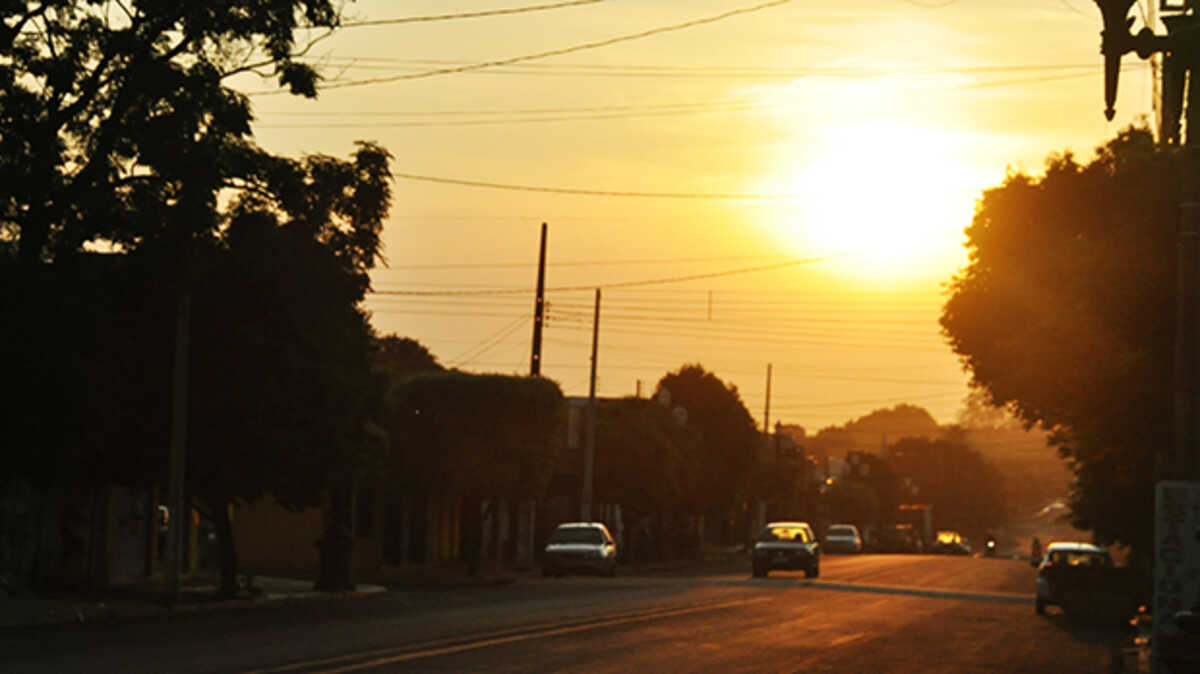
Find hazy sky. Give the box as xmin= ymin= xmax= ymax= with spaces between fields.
xmin=239 ymin=0 xmax=1158 ymax=432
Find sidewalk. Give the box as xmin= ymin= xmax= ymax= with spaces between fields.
xmin=0 ymin=575 xmax=386 ymax=629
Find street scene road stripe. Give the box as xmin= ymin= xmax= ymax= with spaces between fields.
xmin=248 ymin=597 xmax=770 ymax=674
xmin=810 ymin=580 xmax=1031 ymax=604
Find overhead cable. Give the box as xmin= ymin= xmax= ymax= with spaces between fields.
xmin=370 ymin=255 xmax=842 ymax=296
xmin=308 ymin=0 xmax=793 ymax=91
xmin=391 ymin=172 xmax=798 ymax=199
xmin=337 ymin=0 xmax=606 ymax=27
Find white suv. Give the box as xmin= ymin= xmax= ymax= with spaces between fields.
xmin=542 ymin=522 xmax=618 ymax=577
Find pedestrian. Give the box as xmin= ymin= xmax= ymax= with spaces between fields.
xmin=1030 ymin=536 xmax=1042 ymax=562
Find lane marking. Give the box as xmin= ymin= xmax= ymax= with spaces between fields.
xmin=712 ymin=577 xmax=1032 ymax=604
xmin=247 ymin=597 xmax=769 ymax=674
xmin=830 ymin=632 xmax=866 ymax=647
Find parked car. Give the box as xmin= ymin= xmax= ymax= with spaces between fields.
xmin=751 ymin=521 xmax=820 ymax=578
xmin=932 ymin=530 xmax=971 ymax=555
xmin=823 ymin=524 xmax=863 ymax=554
xmin=1034 ymin=541 xmax=1113 ymax=615
xmin=542 ymin=522 xmax=617 ymax=577
xmin=874 ymin=524 xmax=922 ymax=553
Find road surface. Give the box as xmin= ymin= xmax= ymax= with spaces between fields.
xmin=1 ymin=554 xmax=1128 ymax=673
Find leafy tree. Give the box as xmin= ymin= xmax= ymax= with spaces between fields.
xmin=940 ymin=126 xmax=1176 ymax=554
xmin=0 ymin=2 xmax=399 ymax=594
xmin=654 ymin=364 xmax=759 ymax=542
xmin=822 ymin=480 xmax=879 ymax=531
xmin=593 ymin=397 xmax=699 ymax=518
xmin=1 ymin=1 xmax=343 ymax=265
xmin=388 ymin=372 xmax=565 ymax=572
xmin=888 ymin=435 xmax=1008 ymax=540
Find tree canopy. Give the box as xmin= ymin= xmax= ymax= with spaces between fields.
xmin=654 ymin=364 xmax=759 ymax=515
xmin=593 ymin=397 xmax=699 ymax=516
xmin=1 ymin=1 xmax=346 ymax=265
xmin=388 ymin=372 xmax=566 ymax=500
xmin=940 ymin=126 xmax=1176 ymax=552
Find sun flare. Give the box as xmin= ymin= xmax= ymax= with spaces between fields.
xmin=764 ymin=122 xmax=977 ymax=282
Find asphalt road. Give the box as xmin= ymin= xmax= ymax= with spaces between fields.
xmin=1 ymin=554 xmax=1128 ymax=673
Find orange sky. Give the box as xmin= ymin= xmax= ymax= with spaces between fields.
xmin=240 ymin=0 xmax=1159 ymax=431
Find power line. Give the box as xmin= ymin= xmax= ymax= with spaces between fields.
xmin=369 ymin=254 xmax=843 ymax=296
xmin=297 ymin=0 xmax=793 ymax=92
xmin=391 ymin=172 xmax=799 ymax=199
xmin=336 ymin=0 xmax=606 ymax=27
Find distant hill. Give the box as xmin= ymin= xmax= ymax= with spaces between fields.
xmin=778 ymin=403 xmax=1072 ymax=513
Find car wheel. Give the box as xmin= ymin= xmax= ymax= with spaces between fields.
xmin=805 ymin=561 xmax=819 ymax=579
xmin=752 ymin=561 xmax=766 ymax=578
xmin=1035 ymin=596 xmax=1046 ymax=615
xmin=604 ymin=561 xmax=616 ymax=577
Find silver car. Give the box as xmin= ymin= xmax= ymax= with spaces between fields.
xmin=823 ymin=523 xmax=863 ymax=554
xmin=542 ymin=522 xmax=618 ymax=577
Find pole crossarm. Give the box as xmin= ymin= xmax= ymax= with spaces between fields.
xmin=1094 ymin=0 xmax=1200 ymax=121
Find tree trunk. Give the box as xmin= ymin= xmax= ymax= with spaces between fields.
xmin=207 ymin=494 xmax=237 ymax=598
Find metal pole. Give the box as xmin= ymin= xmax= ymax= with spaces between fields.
xmin=530 ymin=223 xmax=547 ymax=376
xmin=166 ymin=290 xmax=190 ymax=604
xmin=582 ymin=288 xmax=600 ymax=521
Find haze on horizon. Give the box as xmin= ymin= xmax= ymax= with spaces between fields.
xmin=241 ymin=0 xmax=1156 ymax=432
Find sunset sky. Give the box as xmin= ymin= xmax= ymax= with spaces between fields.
xmin=239 ymin=0 xmax=1158 ymax=432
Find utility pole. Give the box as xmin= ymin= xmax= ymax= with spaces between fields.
xmin=763 ymin=363 xmax=772 ymax=436
xmin=530 ymin=223 xmax=547 ymax=377
xmin=1093 ymin=3 xmax=1200 ymax=665
xmin=166 ymin=290 xmax=190 ymax=604
xmin=582 ymin=288 xmax=600 ymax=521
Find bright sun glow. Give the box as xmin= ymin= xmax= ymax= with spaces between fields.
xmin=763 ymin=122 xmax=978 ymax=283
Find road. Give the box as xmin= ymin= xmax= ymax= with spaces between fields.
xmin=1 ymin=554 xmax=1128 ymax=673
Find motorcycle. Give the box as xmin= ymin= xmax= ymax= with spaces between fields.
xmin=984 ymin=536 xmax=997 ymax=557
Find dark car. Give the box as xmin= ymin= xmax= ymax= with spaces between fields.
xmin=1034 ymin=542 xmax=1113 ymax=615
xmin=542 ymin=522 xmax=617 ymax=577
xmin=751 ymin=521 xmax=820 ymax=578
xmin=875 ymin=524 xmax=922 ymax=553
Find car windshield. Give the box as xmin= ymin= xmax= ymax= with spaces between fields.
xmin=1049 ymin=550 xmax=1111 ymax=567
xmin=760 ymin=526 xmax=809 ymax=542
xmin=827 ymin=526 xmax=856 ymax=536
xmin=548 ymin=528 xmax=605 ymax=545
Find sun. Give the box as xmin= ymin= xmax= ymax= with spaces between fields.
xmin=765 ymin=122 xmax=977 ymax=283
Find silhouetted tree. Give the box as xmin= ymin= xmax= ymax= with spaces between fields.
xmin=388 ymin=373 xmax=565 ymax=573
xmin=940 ymin=126 xmax=1175 ymax=554
xmin=594 ymin=397 xmax=700 ymax=519
xmin=888 ymin=435 xmax=1008 ymax=540
xmin=654 ymin=364 xmax=759 ymax=544
xmin=1 ymin=1 xmax=341 ymax=267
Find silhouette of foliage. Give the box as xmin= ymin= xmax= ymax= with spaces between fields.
xmin=940 ymin=126 xmax=1176 ymax=553
xmin=388 ymin=373 xmax=566 ymax=500
xmin=593 ymin=397 xmax=700 ymax=516
xmin=654 ymin=364 xmax=759 ymax=533
xmin=0 ymin=1 xmax=344 ymax=265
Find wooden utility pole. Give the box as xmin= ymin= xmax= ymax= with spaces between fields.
xmin=582 ymin=288 xmax=600 ymax=521
xmin=530 ymin=223 xmax=547 ymax=376
xmin=763 ymin=363 xmax=772 ymax=436
xmin=166 ymin=291 xmax=190 ymax=604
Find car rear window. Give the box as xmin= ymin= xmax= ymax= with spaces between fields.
xmin=827 ymin=526 xmax=856 ymax=536
xmin=761 ymin=526 xmax=809 ymax=542
xmin=549 ymin=528 xmax=604 ymax=544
